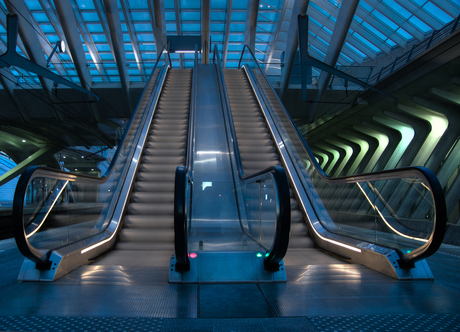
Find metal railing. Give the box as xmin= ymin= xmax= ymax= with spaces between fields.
xmin=13 ymin=45 xmax=171 ymax=270
xmin=173 ymin=45 xmax=199 ymax=272
xmin=238 ymin=44 xmax=447 ymax=270
xmin=371 ymin=15 xmax=460 ymax=84
xmin=214 ymin=44 xmax=291 ymax=271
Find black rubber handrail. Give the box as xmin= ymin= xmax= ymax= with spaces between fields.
xmin=214 ymin=45 xmax=291 ymax=271
xmin=174 ymin=166 xmax=190 ymax=272
xmin=238 ymin=44 xmax=447 ymax=266
xmin=173 ymin=45 xmax=199 ymax=272
xmin=245 ymin=166 xmax=291 ymax=271
xmin=13 ymin=45 xmax=171 ymax=267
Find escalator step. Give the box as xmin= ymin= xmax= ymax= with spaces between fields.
xmin=120 ymin=68 xmax=192 ymax=253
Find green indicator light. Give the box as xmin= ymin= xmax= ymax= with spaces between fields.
xmin=256 ymin=253 xmax=263 ymax=257
xmin=407 ymin=250 xmax=411 ymax=253
xmin=265 ymin=253 xmax=269 ymax=257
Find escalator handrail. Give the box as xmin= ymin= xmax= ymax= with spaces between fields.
xmin=186 ymin=45 xmax=199 ymax=175
xmin=213 ymin=45 xmax=246 ymax=178
xmin=244 ymin=166 xmax=291 ymax=271
xmin=174 ymin=166 xmax=190 ymax=272
xmin=174 ymin=45 xmax=199 ymax=272
xmin=214 ymin=45 xmax=290 ymax=271
xmin=238 ymin=44 xmax=447 ymax=266
xmin=13 ymin=45 xmax=171 ymax=266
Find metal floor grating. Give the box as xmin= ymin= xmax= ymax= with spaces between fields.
xmin=309 ymin=314 xmax=460 ymax=332
xmin=0 ymin=316 xmax=164 ymax=332
xmin=0 ymin=314 xmax=459 ymax=331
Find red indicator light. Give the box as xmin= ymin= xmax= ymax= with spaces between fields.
xmin=189 ymin=253 xmax=197 ymax=258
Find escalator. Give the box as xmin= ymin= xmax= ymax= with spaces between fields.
xmin=223 ymin=69 xmax=311 ymax=250
xmin=11 ymin=45 xmax=447 ymax=283
xmin=118 ymin=69 xmax=191 ymax=252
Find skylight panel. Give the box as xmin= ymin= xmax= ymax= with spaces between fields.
xmin=361 ymin=22 xmax=386 ymax=41
xmin=230 ymin=24 xmax=245 ymax=32
xmin=76 ymin=0 xmax=95 ymax=10
xmin=385 ymin=38 xmax=397 ymax=47
xmin=31 ymin=13 xmax=48 ymax=23
xmin=82 ymin=13 xmax=100 ymax=22
xmin=381 ymin=0 xmax=411 ymax=19
xmin=371 ymin=10 xmax=398 ymax=31
xmin=360 ymin=1 xmax=374 ymax=13
xmin=327 ymin=0 xmax=341 ymax=8
xmin=323 ymin=26 xmax=333 ymax=35
xmin=181 ymin=12 xmax=201 ymax=21
xmin=210 ymin=12 xmax=226 ymax=21
xmin=410 ymin=0 xmax=427 ymax=6
xmin=166 ymin=24 xmax=177 ymax=32
xmin=211 ymin=34 xmax=224 ymax=42
xmin=310 ymin=2 xmax=333 ymax=19
xmin=137 ymin=35 xmax=155 ymax=42
xmin=422 ymin=2 xmax=454 ymax=24
xmin=24 ymin=1 xmax=42 ymax=10
xmin=182 ymin=24 xmax=201 ymax=32
xmin=128 ymin=0 xmax=149 ymax=10
xmin=354 ymin=16 xmax=364 ymax=24
xmin=229 ymin=35 xmax=245 ymax=42
xmin=212 ymin=0 xmax=227 ymax=9
xmin=315 ymin=35 xmax=329 ymax=47
xmin=340 ymin=53 xmax=354 ymax=63
xmin=40 ymin=25 xmax=55 ymax=34
xmin=353 ymin=32 xmax=381 ymax=53
xmin=309 ymin=44 xmax=326 ymax=57
xmin=131 ymin=12 xmax=150 ymax=21
xmin=232 ymin=12 xmax=246 ymax=21
xmin=408 ymin=16 xmax=432 ymax=33
xmin=211 ymin=23 xmax=225 ymax=31
xmin=134 ymin=24 xmax=153 ymax=32
xmin=309 ymin=17 xmax=323 ymax=28
xmin=165 ymin=12 xmax=176 ymax=21
xmin=180 ymin=0 xmax=201 ymax=10
xmin=395 ymin=27 xmax=413 ymax=41
xmin=345 ymin=41 xmax=367 ymax=58
xmin=87 ymin=24 xmax=104 ymax=33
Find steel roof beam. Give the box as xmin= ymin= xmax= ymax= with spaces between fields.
xmin=312 ymin=0 xmax=360 ymax=120
xmin=353 ymin=6 xmax=408 ymax=48
xmin=69 ymin=0 xmax=109 ymax=83
xmin=0 ymin=8 xmax=27 ymax=57
xmin=5 ymin=0 xmax=53 ymax=92
xmin=201 ymin=0 xmax=210 ymax=64
xmin=148 ymin=0 xmax=166 ymax=57
xmin=121 ymin=0 xmax=147 ymax=78
xmin=279 ymin=0 xmax=309 ymax=101
xmin=395 ymin=0 xmax=443 ymax=31
xmin=245 ymin=0 xmax=260 ymax=52
xmin=308 ymin=22 xmax=366 ymax=64
xmin=0 ymin=66 xmax=30 ymax=122
xmin=174 ymin=0 xmax=184 ymax=69
xmin=104 ymin=0 xmax=132 ymax=114
xmin=54 ymin=0 xmax=93 ymax=91
xmin=4 ymin=1 xmax=69 ymax=123
xmin=265 ymin=0 xmax=289 ymax=73
xmin=430 ymin=0 xmax=460 ymax=17
xmin=364 ymin=0 xmax=426 ymax=41
xmin=93 ymin=0 xmax=117 ymax=61
xmin=223 ymin=0 xmax=233 ymax=68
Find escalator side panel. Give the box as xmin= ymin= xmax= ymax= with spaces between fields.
xmin=117 ymin=69 xmax=192 ymax=251
xmin=223 ymin=69 xmax=313 ymax=249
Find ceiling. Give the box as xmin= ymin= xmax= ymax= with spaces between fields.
xmin=0 ymin=0 xmax=458 ymax=153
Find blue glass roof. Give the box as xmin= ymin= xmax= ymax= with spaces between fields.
xmin=0 ymin=0 xmax=458 ymax=88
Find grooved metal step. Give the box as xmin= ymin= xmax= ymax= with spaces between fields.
xmin=118 ymin=69 xmax=192 ymax=251
xmin=223 ymin=68 xmax=313 ymax=249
